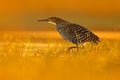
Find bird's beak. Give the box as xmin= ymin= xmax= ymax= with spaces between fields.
xmin=37 ymin=19 xmax=49 ymax=22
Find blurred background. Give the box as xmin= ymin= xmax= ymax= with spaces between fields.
xmin=0 ymin=0 xmax=120 ymax=31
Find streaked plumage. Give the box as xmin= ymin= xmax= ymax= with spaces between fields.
xmin=38 ymin=17 xmax=100 ymax=51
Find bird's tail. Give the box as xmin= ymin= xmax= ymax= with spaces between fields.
xmin=91 ymin=33 xmax=100 ymax=44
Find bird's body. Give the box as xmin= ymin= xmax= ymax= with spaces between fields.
xmin=56 ymin=22 xmax=99 ymax=44
xmin=38 ymin=17 xmax=100 ymax=51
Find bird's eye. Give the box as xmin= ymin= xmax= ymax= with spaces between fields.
xmin=48 ymin=19 xmax=51 ymax=21
xmin=50 ymin=19 xmax=53 ymax=21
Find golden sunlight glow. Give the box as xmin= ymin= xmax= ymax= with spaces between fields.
xmin=0 ymin=0 xmax=120 ymax=14
xmin=0 ymin=1 xmax=120 ymax=80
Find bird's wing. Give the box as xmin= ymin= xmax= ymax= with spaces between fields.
xmin=70 ymin=24 xmax=100 ymax=44
xmin=68 ymin=24 xmax=92 ymax=43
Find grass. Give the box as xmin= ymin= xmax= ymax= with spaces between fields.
xmin=0 ymin=31 xmax=120 ymax=80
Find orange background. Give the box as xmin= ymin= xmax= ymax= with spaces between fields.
xmin=0 ymin=0 xmax=120 ymax=31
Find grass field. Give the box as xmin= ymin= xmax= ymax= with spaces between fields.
xmin=0 ymin=31 xmax=120 ymax=80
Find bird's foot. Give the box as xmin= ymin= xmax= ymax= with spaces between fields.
xmin=67 ymin=46 xmax=79 ymax=52
xmin=67 ymin=45 xmax=84 ymax=52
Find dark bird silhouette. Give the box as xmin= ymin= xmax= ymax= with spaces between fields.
xmin=38 ymin=17 xmax=100 ymax=51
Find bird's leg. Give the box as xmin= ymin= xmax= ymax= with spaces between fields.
xmin=76 ymin=44 xmax=79 ymax=52
xmin=80 ymin=44 xmax=84 ymax=49
xmin=68 ymin=44 xmax=79 ymax=52
xmin=68 ymin=46 xmax=78 ymax=51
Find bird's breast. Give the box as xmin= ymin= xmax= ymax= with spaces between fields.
xmin=57 ymin=27 xmax=68 ymax=40
xmin=56 ymin=26 xmax=76 ymax=43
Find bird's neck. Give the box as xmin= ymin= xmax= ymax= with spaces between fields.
xmin=56 ymin=21 xmax=70 ymax=28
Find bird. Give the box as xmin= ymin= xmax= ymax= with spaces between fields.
xmin=37 ymin=17 xmax=100 ymax=51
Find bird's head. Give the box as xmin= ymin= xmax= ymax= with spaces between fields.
xmin=37 ymin=17 xmax=66 ymax=25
